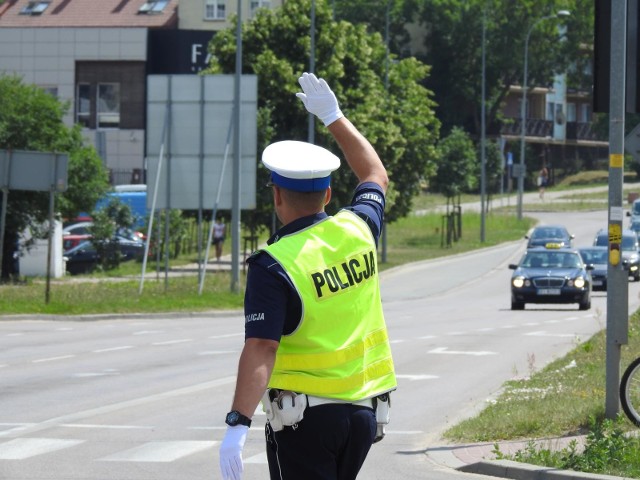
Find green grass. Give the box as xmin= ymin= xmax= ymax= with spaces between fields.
xmin=443 ymin=307 xmax=640 ymax=478
xmin=0 ymin=209 xmax=535 ymax=314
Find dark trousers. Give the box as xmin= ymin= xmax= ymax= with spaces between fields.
xmin=265 ymin=403 xmax=377 ymax=480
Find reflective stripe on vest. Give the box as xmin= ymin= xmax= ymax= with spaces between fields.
xmin=264 ymin=210 xmax=397 ymax=400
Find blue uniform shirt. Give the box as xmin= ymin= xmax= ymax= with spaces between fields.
xmin=243 ymin=182 xmax=385 ymax=341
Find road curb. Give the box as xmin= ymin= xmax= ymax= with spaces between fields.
xmin=0 ymin=309 xmax=242 ymax=322
xmin=458 ymin=460 xmax=626 ymax=480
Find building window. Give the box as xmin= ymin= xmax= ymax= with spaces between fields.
xmin=77 ymin=83 xmax=91 ymax=128
xmin=250 ymin=0 xmax=270 ymax=17
xmin=546 ymin=102 xmax=555 ymax=121
xmin=566 ymin=103 xmax=577 ymax=122
xmin=580 ymin=104 xmax=592 ymax=123
xmin=39 ymin=85 xmax=58 ymax=98
xmin=20 ymin=1 xmax=50 ymax=15
xmin=205 ymin=0 xmax=225 ymax=20
xmin=139 ymin=1 xmax=169 ymax=13
xmin=97 ymin=83 xmax=121 ymax=129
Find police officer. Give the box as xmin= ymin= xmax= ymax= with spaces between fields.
xmin=219 ymin=72 xmax=397 ymax=480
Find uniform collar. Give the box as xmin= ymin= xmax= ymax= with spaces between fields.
xmin=267 ymin=212 xmax=329 ymax=245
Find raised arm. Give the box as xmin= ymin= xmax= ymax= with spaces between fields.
xmin=296 ymin=72 xmax=388 ymax=193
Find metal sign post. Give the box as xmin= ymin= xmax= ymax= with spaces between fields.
xmin=0 ymin=150 xmax=67 ymax=302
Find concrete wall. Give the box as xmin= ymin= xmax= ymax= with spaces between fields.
xmin=0 ymin=27 xmax=147 ymax=176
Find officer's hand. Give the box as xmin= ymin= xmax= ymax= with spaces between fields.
xmin=296 ymin=72 xmax=344 ymax=127
xmin=219 ymin=425 xmax=249 ymax=480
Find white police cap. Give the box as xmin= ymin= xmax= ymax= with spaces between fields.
xmin=262 ymin=140 xmax=340 ymax=192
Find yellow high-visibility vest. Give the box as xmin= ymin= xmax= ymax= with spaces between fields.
xmin=264 ymin=210 xmax=397 ymax=400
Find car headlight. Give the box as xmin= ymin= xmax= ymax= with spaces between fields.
xmin=512 ymin=276 xmax=526 ymax=288
xmin=573 ymin=276 xmax=586 ymax=289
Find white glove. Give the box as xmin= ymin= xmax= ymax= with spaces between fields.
xmin=296 ymin=72 xmax=344 ymax=126
xmin=219 ymin=425 xmax=249 ymax=480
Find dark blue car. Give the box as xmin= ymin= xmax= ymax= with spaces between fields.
xmin=509 ymin=245 xmax=592 ymax=311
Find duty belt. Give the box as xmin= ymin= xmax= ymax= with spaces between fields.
xmin=306 ymin=394 xmax=374 ymax=409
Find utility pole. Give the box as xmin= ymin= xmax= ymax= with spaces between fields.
xmin=605 ymin=0 xmax=629 ymax=419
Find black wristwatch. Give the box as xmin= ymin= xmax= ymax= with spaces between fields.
xmin=225 ymin=410 xmax=252 ymax=427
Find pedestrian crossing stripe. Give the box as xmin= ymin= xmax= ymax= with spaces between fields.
xmin=0 ymin=438 xmax=84 ymax=460
xmin=99 ymin=441 xmax=217 ymax=462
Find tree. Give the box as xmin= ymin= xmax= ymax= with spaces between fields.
xmin=0 ymin=74 xmax=110 ymax=280
xmin=90 ymin=198 xmax=134 ymax=271
xmin=418 ymin=0 xmax=593 ymax=137
xmin=430 ymin=127 xmax=477 ymax=202
xmin=205 ymin=0 xmax=440 ymax=229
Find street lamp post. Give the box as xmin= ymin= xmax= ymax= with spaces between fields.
xmin=517 ymin=10 xmax=570 ymax=220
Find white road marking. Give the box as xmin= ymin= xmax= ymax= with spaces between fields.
xmin=0 ymin=376 xmax=236 ymax=438
xmin=133 ymin=330 xmax=164 ymax=335
xmin=198 ymin=350 xmax=237 ymax=355
xmin=245 ymin=452 xmax=268 ymax=464
xmin=477 ymin=328 xmax=494 ymax=332
xmin=418 ymin=335 xmax=437 ymax=339
xmin=32 ymin=355 xmax=75 ymax=363
xmin=7 ymin=333 xmax=23 ymax=337
xmin=390 ymin=339 xmax=405 ymax=344
xmin=525 ymin=331 xmax=576 ymax=338
xmin=92 ymin=346 xmax=133 ymax=353
xmin=428 ymin=347 xmax=497 ymax=356
xmin=0 ymin=438 xmax=84 ymax=460
xmin=72 ymin=372 xmax=120 ymax=378
xmin=208 ymin=333 xmax=244 ymax=339
xmin=396 ymin=374 xmax=439 ymax=381
xmin=152 ymin=339 xmax=192 ymax=346
xmin=565 ymin=317 xmax=579 ymax=321
xmin=99 ymin=441 xmax=216 ymax=462
xmin=0 ymin=364 xmax=7 ymax=369
xmin=60 ymin=424 xmax=154 ymax=430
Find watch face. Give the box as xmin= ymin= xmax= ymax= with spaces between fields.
xmin=226 ymin=411 xmax=239 ymax=425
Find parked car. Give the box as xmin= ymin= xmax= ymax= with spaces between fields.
xmin=62 ymin=234 xmax=91 ymax=252
xmin=64 ymin=238 xmax=145 ymax=275
xmin=64 ymin=241 xmax=100 ymax=275
xmin=525 ymin=225 xmax=574 ymax=248
xmin=593 ymin=228 xmax=640 ymax=281
xmin=63 ymin=221 xmax=145 ymax=248
xmin=578 ymin=246 xmax=608 ymax=291
xmin=508 ymin=244 xmax=592 ymax=311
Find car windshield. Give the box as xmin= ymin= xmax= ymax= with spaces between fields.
xmin=622 ymin=235 xmax=638 ymax=251
xmin=532 ymin=227 xmax=565 ymax=239
xmin=580 ymin=249 xmax=607 ymax=264
xmin=523 ymin=252 xmax=581 ymax=268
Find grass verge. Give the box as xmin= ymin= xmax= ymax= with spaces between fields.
xmin=0 ymin=210 xmax=535 ymax=315
xmin=443 ymin=307 xmax=640 ymax=478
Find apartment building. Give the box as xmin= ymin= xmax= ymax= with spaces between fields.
xmin=0 ymin=0 xmax=281 ymax=185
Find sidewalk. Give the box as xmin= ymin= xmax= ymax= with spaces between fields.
xmin=425 ymin=435 xmax=631 ymax=480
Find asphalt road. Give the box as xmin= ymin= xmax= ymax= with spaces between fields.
xmin=1 ymin=207 xmax=638 ymax=480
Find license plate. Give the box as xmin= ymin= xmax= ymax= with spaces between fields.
xmin=537 ymin=288 xmax=561 ymax=295
xmin=592 ymin=280 xmax=603 ymax=286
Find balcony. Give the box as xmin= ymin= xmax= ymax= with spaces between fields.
xmin=499 ymin=119 xmax=607 ymax=142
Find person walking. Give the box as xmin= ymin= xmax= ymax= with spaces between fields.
xmin=219 ymin=72 xmax=397 ymax=480
xmin=212 ymin=216 xmax=226 ymax=262
xmin=538 ymin=164 xmax=549 ymax=199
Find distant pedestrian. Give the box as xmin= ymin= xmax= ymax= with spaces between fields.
xmin=212 ymin=217 xmax=226 ymax=262
xmin=538 ymin=165 xmax=549 ymax=199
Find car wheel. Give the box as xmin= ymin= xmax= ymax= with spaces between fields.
xmin=511 ymin=300 xmax=524 ymax=310
xmin=579 ymin=298 xmax=591 ymax=310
